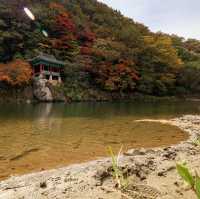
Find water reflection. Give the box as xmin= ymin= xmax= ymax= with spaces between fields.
xmin=1 ymin=100 xmax=200 ymax=120
xmin=33 ymin=103 xmax=58 ymax=133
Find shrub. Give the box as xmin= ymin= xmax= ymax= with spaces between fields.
xmin=0 ymin=59 xmax=32 ymax=86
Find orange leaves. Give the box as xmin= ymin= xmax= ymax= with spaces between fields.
xmin=85 ymin=59 xmax=139 ymax=91
xmin=49 ymin=2 xmax=65 ymax=12
xmin=78 ymin=29 xmax=96 ymax=45
xmin=78 ymin=29 xmax=96 ymax=56
xmin=49 ymin=2 xmax=76 ymax=34
xmin=48 ymin=2 xmax=79 ymax=56
xmin=49 ymin=38 xmax=70 ymax=50
xmin=0 ymin=75 xmax=10 ymax=82
xmin=115 ymin=60 xmax=140 ymax=81
xmin=80 ymin=46 xmax=93 ymax=55
xmin=56 ymin=13 xmax=76 ymax=33
xmin=0 ymin=59 xmax=32 ymax=86
xmin=77 ymin=28 xmax=96 ymax=57
xmin=48 ymin=2 xmax=96 ymax=59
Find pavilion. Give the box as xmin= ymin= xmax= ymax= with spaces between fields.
xmin=29 ymin=54 xmax=65 ymax=83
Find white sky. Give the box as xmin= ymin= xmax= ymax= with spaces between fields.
xmin=98 ymin=0 xmax=200 ymax=39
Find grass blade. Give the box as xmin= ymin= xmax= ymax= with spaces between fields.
xmin=195 ymin=176 xmax=200 ymax=199
xmin=176 ymin=164 xmax=194 ymax=187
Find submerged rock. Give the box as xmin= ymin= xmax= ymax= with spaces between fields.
xmin=9 ymin=148 xmax=40 ymax=161
xmin=40 ymin=182 xmax=47 ymax=189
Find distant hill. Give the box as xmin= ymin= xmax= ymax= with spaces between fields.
xmin=1 ymin=0 xmax=200 ymax=100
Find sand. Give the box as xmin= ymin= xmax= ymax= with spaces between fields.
xmin=0 ymin=115 xmax=200 ymax=199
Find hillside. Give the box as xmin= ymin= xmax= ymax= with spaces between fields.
xmin=1 ymin=0 xmax=200 ymax=101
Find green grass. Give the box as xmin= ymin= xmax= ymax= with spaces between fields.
xmin=107 ymin=146 xmax=128 ymax=189
xmin=176 ymin=163 xmax=200 ymax=198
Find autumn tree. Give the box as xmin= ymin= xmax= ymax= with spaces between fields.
xmin=85 ymin=60 xmax=139 ymax=91
xmin=0 ymin=59 xmax=32 ymax=86
xmin=79 ymin=28 xmax=96 ymax=56
xmin=140 ymin=34 xmax=183 ymax=72
xmin=48 ymin=3 xmax=79 ymax=60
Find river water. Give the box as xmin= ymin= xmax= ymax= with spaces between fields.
xmin=0 ymin=101 xmax=199 ymax=180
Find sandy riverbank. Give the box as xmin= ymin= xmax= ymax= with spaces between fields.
xmin=0 ymin=115 xmax=200 ymax=199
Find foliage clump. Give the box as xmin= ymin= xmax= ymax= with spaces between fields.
xmin=0 ymin=59 xmax=32 ymax=86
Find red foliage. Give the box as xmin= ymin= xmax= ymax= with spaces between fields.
xmin=49 ymin=2 xmax=77 ymax=52
xmin=80 ymin=46 xmax=93 ymax=55
xmin=78 ymin=29 xmax=96 ymax=56
xmin=78 ymin=29 xmax=96 ymax=44
xmin=50 ymin=2 xmax=76 ymax=34
xmin=115 ymin=60 xmax=140 ymax=81
xmin=50 ymin=38 xmax=70 ymax=50
xmin=78 ymin=28 xmax=95 ymax=46
xmin=84 ymin=60 xmax=139 ymax=91
xmin=56 ymin=13 xmax=76 ymax=33
xmin=91 ymin=48 xmax=104 ymax=58
xmin=50 ymin=33 xmax=77 ymax=50
xmin=49 ymin=2 xmax=97 ymax=59
xmin=0 ymin=59 xmax=32 ymax=86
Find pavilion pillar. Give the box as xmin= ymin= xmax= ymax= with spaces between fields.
xmin=39 ymin=64 xmax=44 ymax=79
xmin=49 ymin=75 xmax=53 ymax=81
xmin=32 ymin=66 xmax=35 ymax=76
xmin=58 ymin=67 xmax=62 ymax=83
xmin=49 ymin=66 xmax=52 ymax=81
xmin=58 ymin=76 xmax=62 ymax=83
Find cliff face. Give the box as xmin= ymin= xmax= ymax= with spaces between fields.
xmin=1 ymin=0 xmax=200 ymax=100
xmin=33 ymin=79 xmax=66 ymax=102
xmin=33 ymin=79 xmax=53 ymax=102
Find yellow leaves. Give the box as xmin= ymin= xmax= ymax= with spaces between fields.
xmin=143 ymin=36 xmax=154 ymax=44
xmin=157 ymin=36 xmax=172 ymax=47
xmin=160 ymin=73 xmax=176 ymax=84
xmin=143 ymin=34 xmax=183 ymax=68
xmin=144 ymin=35 xmax=172 ymax=48
xmin=92 ymin=39 xmax=126 ymax=61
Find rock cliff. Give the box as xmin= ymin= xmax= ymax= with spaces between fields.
xmin=33 ymin=78 xmax=66 ymax=102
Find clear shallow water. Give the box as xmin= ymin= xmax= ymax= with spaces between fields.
xmin=0 ymin=101 xmax=200 ymax=179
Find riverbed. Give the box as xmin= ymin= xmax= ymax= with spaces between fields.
xmin=0 ymin=101 xmax=200 ymax=180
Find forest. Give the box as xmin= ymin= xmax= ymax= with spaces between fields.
xmin=1 ymin=0 xmax=200 ymax=100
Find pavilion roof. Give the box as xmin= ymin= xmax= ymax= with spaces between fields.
xmin=29 ymin=54 xmax=66 ymax=68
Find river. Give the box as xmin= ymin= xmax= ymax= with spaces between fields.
xmin=0 ymin=100 xmax=199 ymax=179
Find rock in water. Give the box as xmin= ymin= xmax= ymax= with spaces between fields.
xmin=33 ymin=78 xmax=53 ymax=102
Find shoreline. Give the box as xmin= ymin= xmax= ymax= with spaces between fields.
xmin=0 ymin=90 xmax=190 ymax=104
xmin=0 ymin=95 xmax=200 ymax=107
xmin=0 ymin=115 xmax=200 ymax=198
